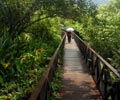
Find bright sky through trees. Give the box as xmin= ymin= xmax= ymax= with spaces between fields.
xmin=92 ymin=0 xmax=109 ymax=6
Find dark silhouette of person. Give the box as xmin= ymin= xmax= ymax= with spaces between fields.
xmin=66 ymin=31 xmax=72 ymax=43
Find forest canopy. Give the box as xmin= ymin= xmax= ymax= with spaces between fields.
xmin=0 ymin=0 xmax=98 ymax=99
xmin=0 ymin=0 xmax=120 ymax=99
xmin=0 ymin=0 xmax=95 ymax=38
xmin=76 ymin=0 xmax=120 ymax=69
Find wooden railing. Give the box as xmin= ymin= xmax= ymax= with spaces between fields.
xmin=74 ymin=33 xmax=120 ymax=100
xmin=28 ymin=35 xmax=66 ymax=100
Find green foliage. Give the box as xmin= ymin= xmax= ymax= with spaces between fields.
xmin=50 ymin=65 xmax=62 ymax=100
xmin=0 ymin=17 xmax=62 ymax=99
xmin=0 ymin=0 xmax=93 ymax=38
xmin=78 ymin=0 xmax=120 ymax=62
xmin=95 ymin=1 xmax=120 ymax=63
xmin=0 ymin=0 xmax=108 ymax=99
xmin=111 ymin=49 xmax=120 ymax=70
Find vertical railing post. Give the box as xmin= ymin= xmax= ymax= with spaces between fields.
xmin=116 ymin=82 xmax=120 ymax=100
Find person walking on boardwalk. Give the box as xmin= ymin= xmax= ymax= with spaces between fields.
xmin=66 ymin=28 xmax=74 ymax=43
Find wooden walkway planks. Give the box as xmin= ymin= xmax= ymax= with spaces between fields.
xmin=59 ymin=38 xmax=102 ymax=100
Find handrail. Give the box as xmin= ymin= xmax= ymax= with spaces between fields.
xmin=74 ymin=33 xmax=120 ymax=100
xmin=29 ymin=34 xmax=66 ymax=100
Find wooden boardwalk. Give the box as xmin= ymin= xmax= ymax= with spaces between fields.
xmin=59 ymin=38 xmax=102 ymax=100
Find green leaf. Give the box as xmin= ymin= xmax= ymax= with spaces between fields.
xmin=15 ymin=59 xmax=21 ymax=72
xmin=0 ymin=75 xmax=4 ymax=84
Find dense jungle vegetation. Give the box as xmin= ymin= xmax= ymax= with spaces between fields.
xmin=77 ymin=0 xmax=120 ymax=71
xmin=0 ymin=0 xmax=119 ymax=99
